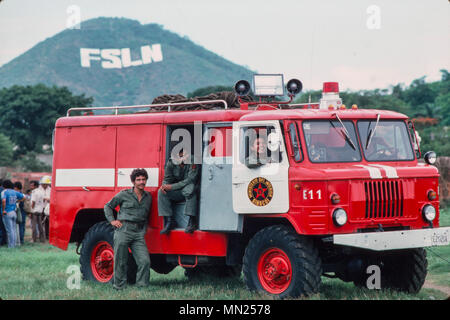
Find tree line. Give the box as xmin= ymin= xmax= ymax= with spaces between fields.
xmin=0 ymin=84 xmax=93 ymax=171
xmin=0 ymin=69 xmax=448 ymax=171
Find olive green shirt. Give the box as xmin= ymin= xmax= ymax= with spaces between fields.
xmin=104 ymin=188 xmax=152 ymax=224
xmin=245 ymin=152 xmax=269 ymax=168
xmin=162 ymin=158 xmax=200 ymax=190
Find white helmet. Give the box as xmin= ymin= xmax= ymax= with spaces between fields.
xmin=40 ymin=175 xmax=52 ymax=185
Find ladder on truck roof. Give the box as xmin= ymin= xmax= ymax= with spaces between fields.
xmin=65 ymin=99 xmax=228 ymax=117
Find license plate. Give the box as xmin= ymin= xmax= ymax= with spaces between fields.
xmin=430 ymin=229 xmax=450 ymax=246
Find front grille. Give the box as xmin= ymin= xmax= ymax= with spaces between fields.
xmin=364 ymin=180 xmax=404 ymax=219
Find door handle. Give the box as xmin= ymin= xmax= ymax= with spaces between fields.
xmin=208 ymin=167 xmax=214 ymax=180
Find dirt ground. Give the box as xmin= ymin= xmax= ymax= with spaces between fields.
xmin=423 ymin=280 xmax=450 ymax=298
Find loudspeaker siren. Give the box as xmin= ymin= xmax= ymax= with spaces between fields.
xmin=286 ymin=78 xmax=303 ymax=96
xmin=234 ymin=80 xmax=251 ymax=96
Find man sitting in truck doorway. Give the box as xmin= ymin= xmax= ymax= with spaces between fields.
xmin=104 ymin=168 xmax=152 ymax=290
xmin=158 ymin=149 xmax=200 ymax=234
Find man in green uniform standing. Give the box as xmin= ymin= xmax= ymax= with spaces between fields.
xmin=158 ymin=150 xmax=200 ymax=234
xmin=104 ymin=168 xmax=152 ymax=290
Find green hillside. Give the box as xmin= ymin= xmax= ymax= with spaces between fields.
xmin=0 ymin=17 xmax=253 ymax=106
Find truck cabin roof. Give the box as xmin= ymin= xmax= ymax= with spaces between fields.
xmin=55 ymin=108 xmax=408 ymax=128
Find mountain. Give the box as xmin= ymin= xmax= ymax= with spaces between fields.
xmin=0 ymin=17 xmax=253 ymax=106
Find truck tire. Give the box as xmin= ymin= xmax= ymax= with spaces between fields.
xmin=79 ymin=221 xmax=137 ymax=284
xmin=381 ymin=248 xmax=428 ymax=293
xmin=243 ymin=225 xmax=322 ymax=299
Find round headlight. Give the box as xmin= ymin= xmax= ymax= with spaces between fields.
xmin=333 ymin=208 xmax=348 ymax=226
xmin=422 ymin=204 xmax=436 ymax=222
xmin=423 ymin=151 xmax=437 ymax=165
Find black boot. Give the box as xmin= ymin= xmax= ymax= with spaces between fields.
xmin=160 ymin=216 xmax=176 ymax=235
xmin=184 ymin=216 xmax=197 ymax=234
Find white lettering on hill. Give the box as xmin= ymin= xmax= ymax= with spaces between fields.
xmin=80 ymin=44 xmax=163 ymax=68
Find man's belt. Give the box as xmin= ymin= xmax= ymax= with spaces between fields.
xmin=122 ymin=220 xmax=146 ymax=229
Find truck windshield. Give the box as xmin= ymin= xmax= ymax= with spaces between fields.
xmin=358 ymin=120 xmax=414 ymax=161
xmin=303 ymin=120 xmax=361 ymax=163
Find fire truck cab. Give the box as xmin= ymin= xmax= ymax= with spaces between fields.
xmin=50 ymin=74 xmax=450 ymax=298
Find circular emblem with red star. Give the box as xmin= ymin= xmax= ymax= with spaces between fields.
xmin=247 ymin=177 xmax=274 ymax=206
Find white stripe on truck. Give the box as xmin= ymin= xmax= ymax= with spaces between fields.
xmin=55 ymin=168 xmax=115 ymax=187
xmin=369 ymin=164 xmax=399 ymax=179
xmin=55 ymin=168 xmax=159 ymax=187
xmin=354 ymin=165 xmax=382 ymax=179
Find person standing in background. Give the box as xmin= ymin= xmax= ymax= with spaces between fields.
xmin=23 ymin=188 xmax=33 ymax=238
xmin=39 ymin=176 xmax=51 ymax=240
xmin=14 ymin=181 xmax=27 ymax=245
xmin=1 ymin=180 xmax=24 ymax=248
xmin=0 ymin=179 xmax=7 ymax=246
xmin=30 ymin=180 xmax=45 ymax=243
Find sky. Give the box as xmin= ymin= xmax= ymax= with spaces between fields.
xmin=0 ymin=0 xmax=449 ymax=92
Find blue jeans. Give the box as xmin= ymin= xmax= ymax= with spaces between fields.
xmin=0 ymin=216 xmax=7 ymax=245
xmin=2 ymin=211 xmax=17 ymax=248
xmin=18 ymin=210 xmax=27 ymax=244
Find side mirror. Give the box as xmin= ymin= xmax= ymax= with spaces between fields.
xmin=423 ymin=151 xmax=437 ymax=165
xmin=407 ymin=120 xmax=421 ymax=158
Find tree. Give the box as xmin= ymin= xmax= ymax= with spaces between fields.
xmin=435 ymin=92 xmax=450 ymax=126
xmin=418 ymin=126 xmax=450 ymax=157
xmin=405 ymin=76 xmax=437 ymax=106
xmin=440 ymin=69 xmax=450 ymax=83
xmin=15 ymin=151 xmax=51 ymax=172
xmin=403 ymin=76 xmax=438 ymax=118
xmin=391 ymin=83 xmax=405 ymax=100
xmin=0 ymin=84 xmax=93 ymax=156
xmin=0 ymin=133 xmax=14 ymax=166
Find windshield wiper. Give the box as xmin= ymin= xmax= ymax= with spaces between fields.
xmin=331 ymin=113 xmax=356 ymax=150
xmin=365 ymin=114 xmax=380 ymax=150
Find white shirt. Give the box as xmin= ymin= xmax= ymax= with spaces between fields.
xmin=43 ymin=186 xmax=51 ymax=215
xmin=31 ymin=187 xmax=50 ymax=213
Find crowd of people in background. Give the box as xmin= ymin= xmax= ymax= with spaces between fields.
xmin=0 ymin=176 xmax=51 ymax=248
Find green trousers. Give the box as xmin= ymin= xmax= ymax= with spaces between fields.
xmin=113 ymin=222 xmax=150 ymax=288
xmin=157 ymin=183 xmax=198 ymax=217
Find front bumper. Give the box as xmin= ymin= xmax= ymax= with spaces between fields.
xmin=333 ymin=226 xmax=450 ymax=251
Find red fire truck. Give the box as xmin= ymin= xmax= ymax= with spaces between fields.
xmin=50 ymin=74 xmax=450 ymax=298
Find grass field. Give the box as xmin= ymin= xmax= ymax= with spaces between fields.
xmin=0 ymin=208 xmax=449 ymax=300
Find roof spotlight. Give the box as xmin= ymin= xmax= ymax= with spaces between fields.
xmin=234 ymin=80 xmax=251 ymax=96
xmin=286 ymin=78 xmax=303 ymax=96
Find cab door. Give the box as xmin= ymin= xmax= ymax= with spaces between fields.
xmin=199 ymin=123 xmax=243 ymax=231
xmin=232 ymin=121 xmax=290 ymax=214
